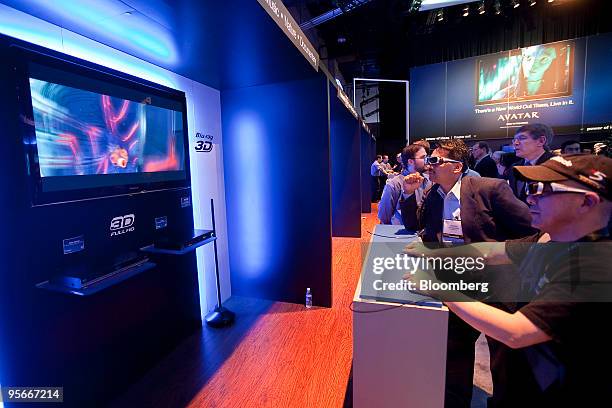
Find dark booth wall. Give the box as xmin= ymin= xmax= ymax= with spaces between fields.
xmin=330 ymin=87 xmax=361 ymax=237
xmin=222 ymin=75 xmax=332 ymax=307
xmin=215 ymin=0 xmax=322 ymax=91
xmin=360 ymin=129 xmax=373 ymax=213
xmin=218 ymin=0 xmax=333 ymax=308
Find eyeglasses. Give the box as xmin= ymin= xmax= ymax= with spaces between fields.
xmin=513 ymin=135 xmax=525 ymax=141
xmin=425 ymin=156 xmax=462 ymax=166
xmin=527 ymin=182 xmax=593 ymax=197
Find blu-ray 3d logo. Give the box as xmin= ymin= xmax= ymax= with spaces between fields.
xmin=110 ymin=214 xmax=135 ymax=237
xmin=195 ymin=132 xmax=213 ymax=152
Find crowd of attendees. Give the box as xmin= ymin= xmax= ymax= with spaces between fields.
xmin=370 ymin=124 xmax=612 ymax=406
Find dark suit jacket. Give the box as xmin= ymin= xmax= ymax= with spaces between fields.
xmin=400 ymin=176 xmax=536 ymax=301
xmin=401 ymin=176 xmax=536 ymax=244
xmin=509 ymin=150 xmax=555 ymax=202
xmin=473 ymin=155 xmax=499 ymax=179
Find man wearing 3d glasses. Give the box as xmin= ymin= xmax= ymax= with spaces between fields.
xmin=399 ymin=139 xmax=536 ymax=407
xmin=406 ymin=154 xmax=612 ymax=405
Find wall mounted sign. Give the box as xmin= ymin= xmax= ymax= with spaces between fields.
xmin=155 ymin=216 xmax=168 ymax=230
xmin=257 ymin=0 xmax=319 ymax=71
xmin=63 ymin=235 xmax=85 ymax=254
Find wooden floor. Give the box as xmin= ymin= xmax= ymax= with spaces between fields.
xmin=110 ymin=207 xmax=379 ymax=408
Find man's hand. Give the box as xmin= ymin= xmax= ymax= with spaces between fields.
xmin=403 ymin=241 xmax=437 ymax=258
xmin=402 ymin=172 xmax=424 ymax=195
xmin=402 ymin=243 xmax=443 ymax=298
xmin=401 ymin=263 xmax=441 ymax=298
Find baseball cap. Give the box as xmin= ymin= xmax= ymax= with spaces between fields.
xmin=513 ymin=154 xmax=612 ymax=201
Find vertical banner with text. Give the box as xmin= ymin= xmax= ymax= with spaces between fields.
xmin=256 ymin=0 xmax=319 ymax=71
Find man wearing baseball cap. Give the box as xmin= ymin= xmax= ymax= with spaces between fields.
xmin=407 ymin=154 xmax=612 ymax=405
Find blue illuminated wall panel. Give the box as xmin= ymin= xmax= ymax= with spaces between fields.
xmin=360 ymin=129 xmax=373 ymax=213
xmin=216 ymin=0 xmax=320 ymax=90
xmin=222 ymin=75 xmax=332 ymax=307
xmin=330 ymin=87 xmax=361 ymax=237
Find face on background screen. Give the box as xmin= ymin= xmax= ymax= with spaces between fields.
xmin=521 ymin=45 xmax=557 ymax=82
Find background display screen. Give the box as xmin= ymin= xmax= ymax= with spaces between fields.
xmin=477 ymin=41 xmax=573 ymax=105
xmin=410 ymin=33 xmax=612 ymax=141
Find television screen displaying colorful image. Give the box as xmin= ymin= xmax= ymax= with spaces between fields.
xmin=476 ymin=41 xmax=574 ymax=105
xmin=29 ymin=78 xmax=185 ymax=184
xmin=22 ymin=60 xmax=190 ymax=204
xmin=409 ymin=35 xmax=598 ymax=141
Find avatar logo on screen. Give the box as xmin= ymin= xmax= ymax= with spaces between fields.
xmin=476 ymin=40 xmax=574 ymax=105
xmin=28 ymin=78 xmax=185 ymax=178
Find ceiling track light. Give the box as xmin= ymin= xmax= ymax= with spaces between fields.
xmin=494 ymin=0 xmax=502 ymax=14
xmin=530 ymin=0 xmax=537 ymax=6
xmin=512 ymin=0 xmax=520 ymax=8
xmin=436 ymin=8 xmax=445 ymax=22
xmin=462 ymin=5 xmax=470 ymax=17
xmin=409 ymin=0 xmax=423 ymax=13
xmin=478 ymin=0 xmax=486 ymax=15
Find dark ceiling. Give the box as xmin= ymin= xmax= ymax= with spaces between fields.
xmin=2 ymin=0 xmax=611 ymax=91
xmin=285 ymin=0 xmax=612 ymax=83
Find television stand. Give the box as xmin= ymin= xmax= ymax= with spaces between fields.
xmin=36 ymin=256 xmax=156 ymax=296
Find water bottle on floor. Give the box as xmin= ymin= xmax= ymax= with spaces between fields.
xmin=305 ymin=288 xmax=312 ymax=309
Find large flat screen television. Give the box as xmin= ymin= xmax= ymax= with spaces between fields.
xmin=15 ymin=46 xmax=190 ymax=206
xmin=409 ymin=36 xmax=600 ymax=141
xmin=476 ymin=41 xmax=574 ymax=105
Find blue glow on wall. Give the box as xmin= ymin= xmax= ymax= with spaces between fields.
xmin=229 ymin=111 xmax=270 ymax=277
xmin=1 ymin=0 xmax=177 ymax=65
xmin=222 ymin=75 xmax=332 ymax=306
xmin=63 ymin=37 xmax=178 ymax=88
xmin=0 ymin=4 xmax=63 ymax=50
xmin=0 ymin=4 xmax=178 ymax=89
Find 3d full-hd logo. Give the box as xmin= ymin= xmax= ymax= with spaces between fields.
xmin=110 ymin=214 xmax=135 ymax=237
